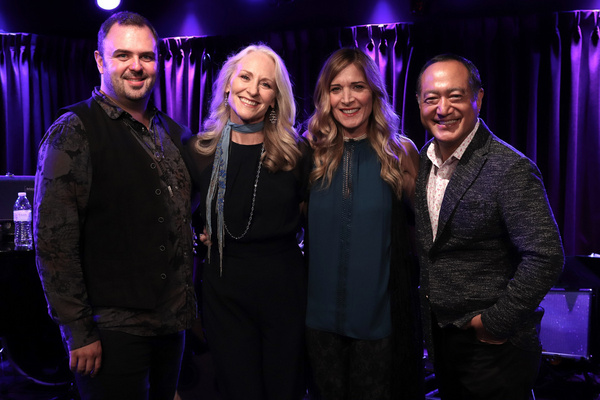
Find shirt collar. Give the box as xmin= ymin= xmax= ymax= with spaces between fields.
xmin=427 ymin=119 xmax=480 ymax=168
xmin=92 ymin=87 xmax=158 ymax=122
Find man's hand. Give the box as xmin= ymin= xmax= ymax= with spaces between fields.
xmin=467 ymin=314 xmax=507 ymax=345
xmin=70 ymin=340 xmax=102 ymax=377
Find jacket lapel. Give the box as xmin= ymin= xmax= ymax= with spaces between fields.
xmin=415 ymin=142 xmax=435 ymax=250
xmin=434 ymin=123 xmax=492 ymax=248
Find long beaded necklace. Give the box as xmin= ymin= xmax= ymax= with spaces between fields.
xmin=224 ymin=144 xmax=265 ymax=239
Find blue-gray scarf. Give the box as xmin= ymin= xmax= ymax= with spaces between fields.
xmin=206 ymin=119 xmax=265 ymax=275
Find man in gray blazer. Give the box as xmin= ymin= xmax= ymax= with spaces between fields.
xmin=414 ymin=54 xmax=564 ymax=400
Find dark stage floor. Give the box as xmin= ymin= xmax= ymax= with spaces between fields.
xmin=0 ymin=349 xmax=221 ymax=400
xmin=2 ymin=345 xmax=600 ymax=400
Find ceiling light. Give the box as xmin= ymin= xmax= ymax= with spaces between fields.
xmin=97 ymin=0 xmax=121 ymax=11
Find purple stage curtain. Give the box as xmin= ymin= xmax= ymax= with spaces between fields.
xmin=402 ymin=11 xmax=600 ymax=255
xmin=0 ymin=12 xmax=598 ymax=255
xmin=155 ymin=36 xmax=213 ymax=136
xmin=0 ymin=33 xmax=97 ymax=175
xmin=154 ymin=24 xmax=412 ymax=136
xmin=557 ymin=12 xmax=600 ymax=256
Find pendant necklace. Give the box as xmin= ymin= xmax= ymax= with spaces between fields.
xmin=224 ymin=144 xmax=265 ymax=239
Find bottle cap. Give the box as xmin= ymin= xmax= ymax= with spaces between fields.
xmin=18 ymin=192 xmax=26 ymax=196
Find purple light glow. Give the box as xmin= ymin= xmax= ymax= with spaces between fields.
xmin=179 ymin=12 xmax=204 ymax=37
xmin=0 ymin=13 xmax=7 ymax=33
xmin=369 ymin=1 xmax=399 ymax=25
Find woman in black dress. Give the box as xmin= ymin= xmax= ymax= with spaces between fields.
xmin=184 ymin=44 xmax=310 ymax=400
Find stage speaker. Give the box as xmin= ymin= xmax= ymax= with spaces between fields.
xmin=540 ymin=288 xmax=595 ymax=360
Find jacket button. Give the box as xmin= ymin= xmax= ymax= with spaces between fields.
xmin=155 ymin=189 xmax=161 ymax=195
xmin=158 ymin=217 xmax=165 ymax=223
xmin=150 ymin=163 xmax=157 ymax=169
xmin=161 ymin=273 xmax=167 ymax=279
xmin=159 ymin=245 xmax=166 ymax=251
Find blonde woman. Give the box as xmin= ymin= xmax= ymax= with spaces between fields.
xmin=304 ymin=48 xmax=423 ymax=400
xmin=184 ymin=44 xmax=311 ymax=400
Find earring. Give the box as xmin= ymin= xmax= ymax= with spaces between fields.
xmin=268 ymin=108 xmax=277 ymax=124
xmin=224 ymin=92 xmax=229 ymax=109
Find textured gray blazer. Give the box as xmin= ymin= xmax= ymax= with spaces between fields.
xmin=414 ymin=120 xmax=564 ymax=351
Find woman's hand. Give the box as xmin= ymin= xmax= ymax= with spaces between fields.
xmin=198 ymin=228 xmax=211 ymax=246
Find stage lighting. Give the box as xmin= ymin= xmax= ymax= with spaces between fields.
xmin=97 ymin=0 xmax=121 ymax=10
xmin=268 ymin=0 xmax=294 ymax=7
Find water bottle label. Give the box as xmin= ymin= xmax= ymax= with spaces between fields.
xmin=14 ymin=210 xmax=32 ymax=222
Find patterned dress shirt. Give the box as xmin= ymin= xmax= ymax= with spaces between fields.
xmin=34 ymin=88 xmax=196 ymax=350
xmin=426 ymin=120 xmax=479 ymax=240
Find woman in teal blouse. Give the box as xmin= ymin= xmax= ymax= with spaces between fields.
xmin=304 ymin=48 xmax=423 ymax=400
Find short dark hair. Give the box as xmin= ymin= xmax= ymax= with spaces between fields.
xmin=97 ymin=11 xmax=159 ymax=58
xmin=416 ymin=53 xmax=482 ymax=99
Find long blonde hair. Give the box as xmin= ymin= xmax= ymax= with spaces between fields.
xmin=307 ymin=47 xmax=408 ymax=199
xmin=194 ymin=44 xmax=301 ymax=172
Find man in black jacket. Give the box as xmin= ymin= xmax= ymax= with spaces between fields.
xmin=414 ymin=54 xmax=564 ymax=400
xmin=34 ymin=11 xmax=196 ymax=400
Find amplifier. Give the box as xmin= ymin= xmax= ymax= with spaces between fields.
xmin=540 ymin=288 xmax=595 ymax=359
xmin=0 ymin=175 xmax=35 ymax=221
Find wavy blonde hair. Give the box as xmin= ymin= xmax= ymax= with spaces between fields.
xmin=307 ymin=47 xmax=408 ymax=199
xmin=194 ymin=44 xmax=301 ymax=172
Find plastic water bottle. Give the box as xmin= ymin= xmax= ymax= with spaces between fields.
xmin=13 ymin=192 xmax=33 ymax=251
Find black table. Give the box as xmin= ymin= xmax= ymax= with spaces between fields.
xmin=0 ymin=248 xmax=72 ymax=385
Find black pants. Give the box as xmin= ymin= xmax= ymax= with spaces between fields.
xmin=432 ymin=323 xmax=540 ymax=400
xmin=306 ymin=328 xmax=392 ymax=400
xmin=202 ymin=247 xmax=307 ymax=400
xmin=73 ymin=330 xmax=185 ymax=400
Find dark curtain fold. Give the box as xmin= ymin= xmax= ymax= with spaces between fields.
xmin=0 ymin=33 xmax=97 ymax=175
xmin=342 ymin=24 xmax=413 ymax=132
xmin=557 ymin=11 xmax=600 ymax=255
xmin=152 ymin=24 xmax=413 ymax=133
xmin=403 ymin=11 xmax=600 ymax=255
xmin=0 ymin=12 xmax=598 ymax=254
xmin=156 ymin=36 xmax=214 ymax=135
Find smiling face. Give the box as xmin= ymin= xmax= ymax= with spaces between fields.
xmin=329 ymin=63 xmax=373 ymax=138
xmin=417 ymin=60 xmax=483 ymax=160
xmin=94 ymin=23 xmax=158 ymax=109
xmin=226 ymin=51 xmax=277 ymax=125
